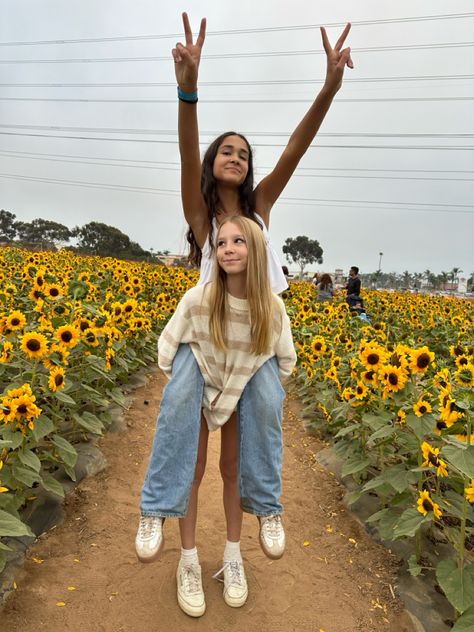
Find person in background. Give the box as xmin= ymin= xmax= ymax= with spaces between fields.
xmin=345 ymin=266 xmax=361 ymax=299
xmin=316 ymin=273 xmax=334 ymax=302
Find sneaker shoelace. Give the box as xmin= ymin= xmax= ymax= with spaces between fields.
xmin=181 ymin=564 xmax=202 ymax=594
xmin=212 ymin=560 xmax=244 ymax=587
xmin=262 ymin=515 xmax=283 ymax=540
xmin=138 ymin=516 xmax=160 ymax=540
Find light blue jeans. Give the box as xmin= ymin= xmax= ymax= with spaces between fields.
xmin=140 ymin=344 xmax=286 ymax=518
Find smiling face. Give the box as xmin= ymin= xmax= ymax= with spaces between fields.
xmin=216 ymin=221 xmax=248 ymax=277
xmin=212 ymin=135 xmax=250 ymax=186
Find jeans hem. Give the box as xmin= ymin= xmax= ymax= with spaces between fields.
xmin=140 ymin=510 xmax=186 ymax=518
xmin=240 ymin=504 xmax=284 ymax=518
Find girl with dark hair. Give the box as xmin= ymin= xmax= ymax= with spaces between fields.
xmin=136 ymin=11 xmax=352 ymax=617
xmin=316 ymin=273 xmax=335 ymax=302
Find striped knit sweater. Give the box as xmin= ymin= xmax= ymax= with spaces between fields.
xmin=158 ymin=283 xmax=296 ymax=431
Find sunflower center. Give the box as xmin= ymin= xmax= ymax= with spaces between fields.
xmin=419 ymin=405 xmax=427 ymax=415
xmin=367 ymin=353 xmax=379 ymax=365
xmin=422 ymin=499 xmax=433 ymax=512
xmin=11 ymin=318 xmax=20 ymax=326
xmin=17 ymin=404 xmax=27 ymax=414
xmin=61 ymin=332 xmax=73 ymax=343
xmin=27 ymin=339 xmax=41 ymax=351
xmin=388 ymin=373 xmax=399 ymax=386
xmin=417 ymin=354 xmax=430 ymax=369
xmin=54 ymin=375 xmax=64 ymax=386
xmin=50 ymin=288 xmax=59 ymax=297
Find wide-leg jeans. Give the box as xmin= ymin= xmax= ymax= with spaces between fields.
xmin=140 ymin=344 xmax=285 ymax=518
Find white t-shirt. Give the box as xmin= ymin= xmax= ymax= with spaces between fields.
xmin=197 ymin=213 xmax=288 ymax=294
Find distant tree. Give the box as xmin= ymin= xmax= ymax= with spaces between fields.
xmin=438 ymin=271 xmax=449 ymax=290
xmin=450 ymin=267 xmax=463 ymax=288
xmin=15 ymin=218 xmax=72 ymax=249
xmin=282 ymin=236 xmax=323 ymax=278
xmin=0 ymin=209 xmax=18 ymax=242
xmin=73 ymin=221 xmax=150 ymax=260
xmin=402 ymin=270 xmax=412 ymax=289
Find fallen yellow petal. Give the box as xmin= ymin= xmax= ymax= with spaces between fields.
xmin=325 ymin=525 xmax=333 ymax=533
xmin=67 ymin=586 xmax=76 ymax=591
xmin=303 ymin=540 xmax=310 ymax=547
xmin=349 ymin=538 xmax=357 ymax=545
xmin=31 ymin=557 xmax=44 ymax=564
xmin=13 ymin=581 xmax=17 ymax=589
xmin=56 ymin=601 xmax=66 ymax=607
xmin=74 ymin=559 xmax=80 ymax=563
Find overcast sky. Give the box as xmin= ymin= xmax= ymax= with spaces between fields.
xmin=1 ymin=0 xmax=473 ymax=276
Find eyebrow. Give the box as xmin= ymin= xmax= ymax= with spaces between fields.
xmin=220 ymin=144 xmax=249 ymax=157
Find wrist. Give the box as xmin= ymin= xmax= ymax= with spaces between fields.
xmin=177 ymin=86 xmax=198 ymax=104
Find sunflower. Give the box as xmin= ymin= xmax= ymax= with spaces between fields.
xmin=44 ymin=283 xmax=62 ymax=299
xmin=417 ymin=490 xmax=442 ymax=519
xmin=360 ymin=344 xmax=387 ymax=371
xmin=310 ymin=336 xmax=327 ymax=355
xmin=379 ymin=364 xmax=408 ymax=394
xmin=11 ymin=394 xmax=41 ymax=423
xmin=56 ymin=325 xmax=80 ymax=348
xmin=465 ymin=480 xmax=474 ymax=503
xmin=6 ymin=310 xmax=27 ymax=331
xmin=48 ymin=366 xmax=66 ymax=392
xmin=396 ymin=410 xmax=407 ymax=424
xmin=421 ymin=441 xmax=448 ymax=477
xmin=354 ymin=381 xmax=369 ymax=400
xmin=410 ymin=346 xmax=435 ymax=374
xmin=20 ymin=332 xmax=49 ymax=359
xmin=454 ymin=363 xmax=474 ymax=387
xmin=433 ymin=368 xmax=451 ymax=391
xmin=83 ymin=328 xmax=100 ymax=347
xmin=413 ymin=399 xmax=432 ymax=417
xmin=0 ymin=341 xmax=14 ymax=363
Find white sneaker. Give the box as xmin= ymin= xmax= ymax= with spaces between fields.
xmin=176 ymin=561 xmax=206 ymax=617
xmin=135 ymin=515 xmax=164 ymax=563
xmin=213 ymin=560 xmax=248 ymax=608
xmin=259 ymin=514 xmax=285 ymax=559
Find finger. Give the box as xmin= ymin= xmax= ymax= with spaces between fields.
xmin=196 ymin=17 xmax=206 ymax=48
xmin=336 ymin=47 xmax=351 ymax=70
xmin=182 ymin=12 xmax=193 ymax=45
xmin=320 ymin=26 xmax=332 ymax=55
xmin=334 ymin=22 xmax=351 ymax=52
xmin=171 ymin=48 xmax=180 ymax=63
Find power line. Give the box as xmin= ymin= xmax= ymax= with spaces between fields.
xmin=0 ymin=96 xmax=472 ymax=104
xmin=1 ymin=149 xmax=472 ymax=182
xmin=2 ymin=149 xmax=472 ymax=174
xmin=1 ymin=172 xmax=472 ymax=214
xmin=2 ymin=41 xmax=473 ymax=63
xmin=1 ymin=123 xmax=473 ymax=139
xmin=0 ymin=131 xmax=471 ymax=150
xmin=0 ymin=12 xmax=472 ymax=46
xmin=2 ymin=74 xmax=473 ymax=88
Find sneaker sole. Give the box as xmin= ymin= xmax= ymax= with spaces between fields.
xmin=224 ymin=588 xmax=248 ymax=608
xmin=259 ymin=535 xmax=284 ymax=560
xmin=177 ymin=592 xmax=206 ymax=617
xmin=135 ymin=534 xmax=165 ymax=563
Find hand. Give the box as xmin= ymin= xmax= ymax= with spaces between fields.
xmin=320 ymin=23 xmax=353 ymax=95
xmin=172 ymin=12 xmax=206 ymax=92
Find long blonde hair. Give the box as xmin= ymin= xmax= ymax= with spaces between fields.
xmin=208 ymin=216 xmax=276 ymax=355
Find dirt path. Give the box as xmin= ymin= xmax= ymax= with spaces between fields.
xmin=2 ymin=371 xmax=416 ymax=632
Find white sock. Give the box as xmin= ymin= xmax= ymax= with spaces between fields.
xmin=224 ymin=540 xmax=242 ymax=563
xmin=180 ymin=546 xmax=199 ymax=566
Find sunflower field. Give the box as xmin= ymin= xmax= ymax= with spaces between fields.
xmin=0 ymin=246 xmax=198 ymax=574
xmin=1 ymin=248 xmax=473 ymax=625
xmin=285 ymin=282 xmax=474 ymax=626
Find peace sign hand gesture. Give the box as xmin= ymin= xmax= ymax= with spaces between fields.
xmin=320 ymin=23 xmax=354 ymax=96
xmin=172 ymin=12 xmax=206 ymax=93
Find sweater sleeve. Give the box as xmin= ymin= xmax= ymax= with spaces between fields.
xmin=157 ymin=290 xmax=194 ymax=379
xmin=274 ymin=298 xmax=297 ymax=380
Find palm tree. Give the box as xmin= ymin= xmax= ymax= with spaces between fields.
xmin=402 ymin=270 xmax=412 ymax=289
xmin=439 ymin=271 xmax=449 ymax=291
xmin=450 ymin=267 xmax=463 ymax=291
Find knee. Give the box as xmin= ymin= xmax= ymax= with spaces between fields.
xmin=219 ymin=454 xmax=238 ymax=485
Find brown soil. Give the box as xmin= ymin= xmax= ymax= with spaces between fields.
xmin=2 ymin=371 xmax=416 ymax=632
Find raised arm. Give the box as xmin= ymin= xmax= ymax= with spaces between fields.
xmin=172 ymin=13 xmax=209 ymax=245
xmin=255 ymin=23 xmax=353 ymax=225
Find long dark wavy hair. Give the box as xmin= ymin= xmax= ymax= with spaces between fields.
xmin=186 ymin=131 xmax=260 ymax=266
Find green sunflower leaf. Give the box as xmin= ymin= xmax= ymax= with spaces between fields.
xmin=41 ymin=475 xmax=65 ymax=498
xmin=341 ymin=453 xmax=371 ymax=477
xmin=0 ymin=509 xmax=34 ymax=537
xmin=31 ymin=415 xmax=55 ymax=442
xmin=392 ymin=508 xmax=431 ymax=539
xmin=436 ymin=560 xmax=474 ymax=614
xmin=441 ymin=444 xmax=474 ymax=478
xmin=50 ymin=434 xmax=77 ymax=469
xmin=53 ymin=391 xmax=77 ymax=405
xmin=18 ymin=449 xmax=41 ymax=473
xmin=452 ymin=604 xmax=474 ymax=631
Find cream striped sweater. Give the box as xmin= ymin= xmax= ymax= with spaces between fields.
xmin=158 ymin=283 xmax=296 ymax=431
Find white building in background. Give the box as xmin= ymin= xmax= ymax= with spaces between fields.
xmin=458 ymin=277 xmax=468 ymax=294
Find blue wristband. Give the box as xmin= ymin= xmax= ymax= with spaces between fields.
xmin=177 ymin=87 xmax=198 ymax=103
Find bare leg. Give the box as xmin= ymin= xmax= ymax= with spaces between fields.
xmin=179 ymin=416 xmax=209 ymax=549
xmin=220 ymin=412 xmax=243 ymax=542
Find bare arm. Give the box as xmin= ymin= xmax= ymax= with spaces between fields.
xmin=255 ymin=23 xmax=353 ymax=225
xmin=172 ymin=13 xmax=208 ymax=246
